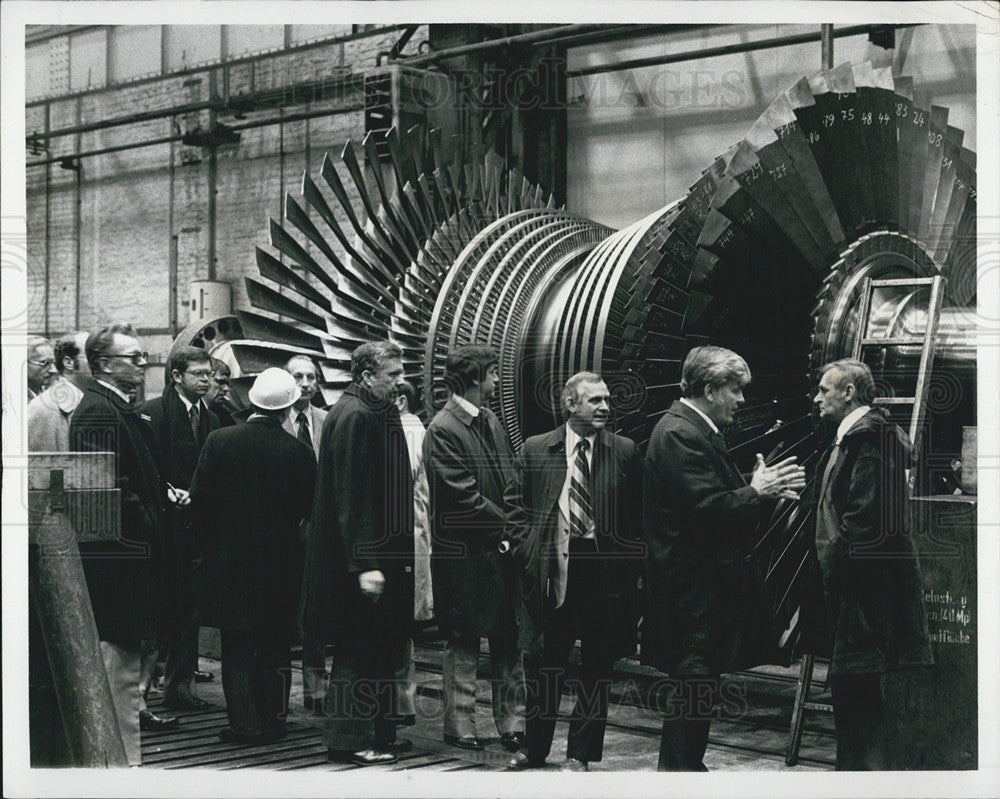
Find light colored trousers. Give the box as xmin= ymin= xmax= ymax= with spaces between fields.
xmin=99 ymin=639 xmax=158 ymax=766
xmin=442 ymin=633 xmax=525 ymax=739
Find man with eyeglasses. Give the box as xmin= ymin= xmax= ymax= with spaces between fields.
xmin=27 ymin=335 xmax=59 ymax=402
xmin=27 ymin=331 xmax=92 ymax=452
xmin=70 ymin=323 xmax=188 ymax=765
xmin=143 ymin=347 xmax=222 ymax=713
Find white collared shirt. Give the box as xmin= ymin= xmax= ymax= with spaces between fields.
xmin=680 ymin=397 xmax=720 ymax=434
xmin=289 ymin=405 xmax=312 ymax=439
xmin=559 ymin=425 xmax=596 ymax=540
xmin=452 ymin=393 xmax=480 ymax=418
xmin=96 ymin=379 xmax=132 ymax=403
xmin=836 ymin=405 xmax=871 ymax=445
xmin=174 ymin=385 xmax=206 ymax=416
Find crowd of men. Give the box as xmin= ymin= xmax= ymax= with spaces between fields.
xmin=27 ymin=326 xmax=933 ymax=771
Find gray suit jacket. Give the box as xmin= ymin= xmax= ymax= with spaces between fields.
xmin=282 ymin=403 xmax=328 ymax=460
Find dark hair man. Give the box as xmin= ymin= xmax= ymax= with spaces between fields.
xmin=643 ymin=345 xmax=806 ymax=771
xmin=190 ymin=367 xmax=316 ymax=744
xmin=205 ymin=359 xmax=236 ymax=427
xmin=280 ymin=354 xmax=329 ymax=713
xmin=27 ymin=330 xmax=91 ymax=452
xmin=811 ymin=358 xmax=933 ymax=769
xmin=27 ymin=335 xmax=59 ymax=401
xmin=425 ymin=345 xmax=525 ymax=753
xmin=142 ymin=346 xmax=221 ymax=711
xmin=505 ymin=371 xmax=643 ymax=771
xmin=300 ymin=340 xmax=414 ymax=766
xmin=70 ymin=323 xmax=187 ymax=764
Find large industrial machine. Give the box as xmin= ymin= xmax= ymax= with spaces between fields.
xmin=175 ymin=59 xmax=977 ymax=664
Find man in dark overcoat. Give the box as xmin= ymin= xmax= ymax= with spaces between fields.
xmin=643 ymin=345 xmax=806 ymax=771
xmin=143 ymin=346 xmax=220 ymax=710
xmin=812 ymin=358 xmax=933 ymax=769
xmin=425 ymin=345 xmax=525 ymax=752
xmin=190 ymin=367 xmax=315 ymax=744
xmin=505 ymin=372 xmax=643 ymax=772
xmin=300 ymin=340 xmax=414 ymax=766
xmin=70 ymin=323 xmax=185 ymax=764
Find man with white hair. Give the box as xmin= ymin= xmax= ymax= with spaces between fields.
xmin=643 ymin=345 xmax=806 ymax=771
xmin=190 ymin=367 xmax=316 ymax=744
xmin=811 ymin=358 xmax=932 ymax=769
xmin=27 ymin=335 xmax=59 ymax=402
xmin=27 ymin=330 xmax=91 ymax=451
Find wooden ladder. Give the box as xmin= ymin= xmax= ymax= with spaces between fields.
xmin=785 ymin=274 xmax=945 ymax=766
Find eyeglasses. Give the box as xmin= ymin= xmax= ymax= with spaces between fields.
xmin=28 ymin=358 xmax=56 ymax=368
xmin=186 ymin=369 xmax=213 ymax=379
xmin=106 ymin=352 xmax=148 ymax=365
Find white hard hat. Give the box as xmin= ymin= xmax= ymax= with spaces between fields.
xmin=248 ymin=367 xmax=301 ymax=410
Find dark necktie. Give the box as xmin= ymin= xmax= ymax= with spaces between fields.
xmin=818 ymin=440 xmax=840 ymax=504
xmin=297 ymin=411 xmax=313 ymax=450
xmin=568 ymin=438 xmax=593 ymax=539
xmin=189 ymin=403 xmax=200 ymax=444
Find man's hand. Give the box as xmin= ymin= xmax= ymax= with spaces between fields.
xmin=166 ymin=484 xmax=191 ymax=508
xmin=359 ymin=570 xmax=385 ymax=601
xmin=750 ymin=454 xmax=807 ymax=500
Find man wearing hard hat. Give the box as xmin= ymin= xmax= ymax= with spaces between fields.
xmin=189 ymin=367 xmax=317 ymax=745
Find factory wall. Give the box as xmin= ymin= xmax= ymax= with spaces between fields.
xmin=24 ymin=26 xmax=423 ymax=391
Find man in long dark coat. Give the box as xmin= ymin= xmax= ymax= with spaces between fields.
xmin=300 ymin=340 xmax=414 ymax=766
xmin=643 ymin=345 xmax=806 ymax=771
xmin=425 ymin=345 xmax=525 ymax=752
xmin=70 ymin=323 xmax=183 ymax=764
xmin=505 ymin=371 xmax=643 ymax=771
xmin=143 ymin=346 xmax=220 ymax=710
xmin=812 ymin=358 xmax=933 ymax=769
xmin=190 ymin=367 xmax=315 ymax=744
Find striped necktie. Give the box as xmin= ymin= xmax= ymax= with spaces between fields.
xmin=568 ymin=438 xmax=593 ymax=539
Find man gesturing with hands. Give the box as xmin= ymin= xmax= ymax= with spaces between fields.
xmin=642 ymin=346 xmax=805 ymax=771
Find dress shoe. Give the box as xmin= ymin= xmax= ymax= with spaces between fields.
xmin=217 ymin=727 xmax=265 ymax=745
xmin=560 ymin=757 xmax=588 ymax=772
xmin=139 ymin=710 xmax=179 ymax=732
xmin=351 ymin=749 xmax=398 ymax=766
xmin=500 ymin=731 xmax=525 ymax=752
xmin=505 ymin=751 xmax=544 ymax=771
xmin=163 ymin=695 xmax=211 ymax=711
xmin=194 ymin=670 xmax=214 ymax=683
xmin=444 ymin=733 xmax=484 ymax=751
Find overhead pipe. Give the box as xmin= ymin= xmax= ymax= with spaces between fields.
xmin=565 ymin=23 xmax=919 ymax=78
xmin=26 ymin=101 xmax=366 ymax=168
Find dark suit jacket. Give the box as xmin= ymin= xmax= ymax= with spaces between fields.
xmin=642 ymin=400 xmax=776 ymax=676
xmin=505 ymin=424 xmax=643 ymax=656
xmin=300 ymin=384 xmax=414 ymax=645
xmin=814 ymin=408 xmax=933 ymax=675
xmin=143 ymin=387 xmax=220 ymax=490
xmin=425 ymin=396 xmax=518 ymax=638
xmin=69 ymin=381 xmax=168 ymax=643
xmin=190 ymin=416 xmax=315 ymax=633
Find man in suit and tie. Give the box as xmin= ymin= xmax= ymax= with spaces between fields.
xmin=505 ymin=371 xmax=644 ymax=772
xmin=144 ymin=346 xmax=222 ymax=710
xmin=70 ymin=323 xmax=187 ymax=763
xmin=281 ymin=355 xmax=329 ymax=712
xmin=425 ymin=345 xmax=525 ymax=753
xmin=643 ymin=345 xmax=806 ymax=771
xmin=811 ymin=358 xmax=932 ymax=769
